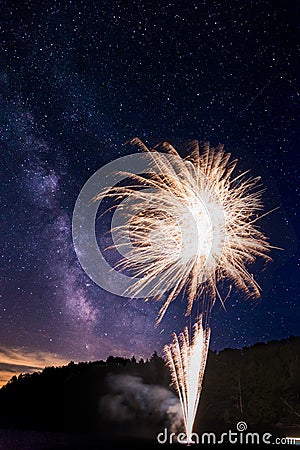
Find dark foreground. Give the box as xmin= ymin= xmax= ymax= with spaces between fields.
xmin=1 ymin=426 xmax=299 ymax=450
xmin=0 ymin=429 xmax=174 ymax=450
xmin=0 ymin=338 xmax=299 ymax=449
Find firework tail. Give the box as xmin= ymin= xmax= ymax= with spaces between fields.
xmin=164 ymin=316 xmax=211 ymax=444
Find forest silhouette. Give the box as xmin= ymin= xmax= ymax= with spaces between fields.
xmin=0 ymin=337 xmax=299 ymax=438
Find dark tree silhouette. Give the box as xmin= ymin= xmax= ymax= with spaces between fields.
xmin=0 ymin=337 xmax=299 ymax=434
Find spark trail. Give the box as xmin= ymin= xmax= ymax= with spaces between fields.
xmin=164 ymin=316 xmax=210 ymax=444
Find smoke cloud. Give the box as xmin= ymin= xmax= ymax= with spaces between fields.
xmin=99 ymin=374 xmax=183 ymax=433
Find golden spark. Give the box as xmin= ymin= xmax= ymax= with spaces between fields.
xmin=95 ymin=138 xmax=271 ymax=323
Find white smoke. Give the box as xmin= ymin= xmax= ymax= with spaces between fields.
xmin=99 ymin=374 xmax=183 ymax=433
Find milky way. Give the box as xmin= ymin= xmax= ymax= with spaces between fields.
xmin=0 ymin=0 xmax=298 ymax=385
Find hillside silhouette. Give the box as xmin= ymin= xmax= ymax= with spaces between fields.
xmin=0 ymin=338 xmax=299 ymax=439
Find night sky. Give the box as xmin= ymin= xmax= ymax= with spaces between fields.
xmin=0 ymin=0 xmax=299 ymax=386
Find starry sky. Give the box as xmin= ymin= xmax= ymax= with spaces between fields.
xmin=0 ymin=0 xmax=299 ymax=386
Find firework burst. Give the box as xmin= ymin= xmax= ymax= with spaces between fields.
xmin=95 ymin=138 xmax=271 ymax=322
xmin=164 ymin=316 xmax=210 ymax=444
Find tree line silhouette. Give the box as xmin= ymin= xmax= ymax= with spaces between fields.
xmin=0 ymin=338 xmax=299 ymax=434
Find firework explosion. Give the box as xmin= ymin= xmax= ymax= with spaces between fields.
xmin=164 ymin=316 xmax=211 ymax=444
xmin=93 ymin=138 xmax=272 ymax=443
xmin=95 ymin=138 xmax=271 ymax=323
